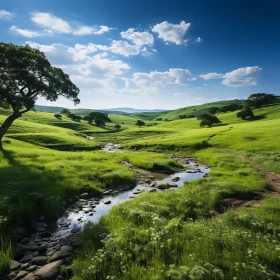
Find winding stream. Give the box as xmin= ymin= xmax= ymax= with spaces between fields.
xmin=55 ymin=144 xmax=209 ymax=236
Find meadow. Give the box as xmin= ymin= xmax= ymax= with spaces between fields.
xmin=0 ymin=101 xmax=280 ymax=279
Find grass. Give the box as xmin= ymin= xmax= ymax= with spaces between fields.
xmin=71 ymin=149 xmax=278 ymax=280
xmin=1 ymin=101 xmax=280 ymax=278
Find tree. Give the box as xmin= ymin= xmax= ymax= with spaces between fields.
xmin=87 ymin=111 xmax=111 ymax=126
xmin=61 ymin=109 xmax=71 ymax=114
xmin=0 ymin=43 xmax=80 ymax=142
xmin=114 ymin=124 xmax=121 ymax=129
xmin=197 ymin=114 xmax=221 ymax=127
xmin=220 ymin=103 xmax=243 ymax=112
xmin=236 ymin=108 xmax=254 ymax=120
xmin=136 ymin=120 xmax=145 ymax=126
xmin=245 ymin=93 xmax=278 ymax=108
xmin=208 ymin=107 xmax=220 ymax=115
xmin=54 ymin=113 xmax=62 ymax=119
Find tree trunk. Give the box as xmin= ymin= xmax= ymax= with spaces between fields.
xmin=0 ymin=113 xmax=19 ymax=142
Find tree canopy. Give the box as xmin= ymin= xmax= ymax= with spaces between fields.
xmin=136 ymin=120 xmax=145 ymax=126
xmin=236 ymin=108 xmax=254 ymax=120
xmin=197 ymin=114 xmax=221 ymax=127
xmin=87 ymin=111 xmax=111 ymax=126
xmin=245 ymin=93 xmax=278 ymax=108
xmin=0 ymin=43 xmax=80 ymax=141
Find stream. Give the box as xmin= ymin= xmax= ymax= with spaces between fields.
xmin=55 ymin=144 xmax=209 ymax=236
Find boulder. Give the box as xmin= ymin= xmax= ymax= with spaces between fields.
xmin=10 ymin=260 xmax=21 ymax=271
xmin=80 ymin=193 xmax=88 ymax=198
xmin=34 ymin=260 xmax=63 ymax=280
xmin=60 ymin=245 xmax=73 ymax=252
xmin=23 ymin=273 xmax=38 ymax=280
xmin=16 ymin=270 xmax=28 ymax=279
xmin=30 ymin=256 xmax=48 ymax=266
xmin=50 ymin=250 xmax=72 ymax=262
xmin=171 ymin=176 xmax=180 ymax=182
xmin=104 ymin=200 xmax=111 ymax=205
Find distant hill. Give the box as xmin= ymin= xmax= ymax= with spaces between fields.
xmin=35 ymin=105 xmax=66 ymax=113
xmin=158 ymin=99 xmax=245 ymax=120
xmin=102 ymin=108 xmax=166 ymax=113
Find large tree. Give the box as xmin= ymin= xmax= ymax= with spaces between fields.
xmin=245 ymin=93 xmax=278 ymax=108
xmin=0 ymin=43 xmax=80 ymax=142
xmin=87 ymin=111 xmax=111 ymax=126
xmin=197 ymin=114 xmax=221 ymax=127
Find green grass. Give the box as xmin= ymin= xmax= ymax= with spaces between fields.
xmin=71 ymin=149 xmax=278 ymax=280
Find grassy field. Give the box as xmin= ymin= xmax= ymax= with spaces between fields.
xmin=1 ymin=101 xmax=280 ymax=278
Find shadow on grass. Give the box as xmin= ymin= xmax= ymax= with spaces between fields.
xmin=247 ymin=115 xmax=266 ymax=121
xmin=0 ymin=143 xmax=75 ymax=225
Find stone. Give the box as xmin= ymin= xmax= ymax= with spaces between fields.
xmin=23 ymin=273 xmax=38 ymax=280
xmin=60 ymin=245 xmax=73 ymax=252
xmin=10 ymin=260 xmax=21 ymax=271
xmin=150 ymin=182 xmax=157 ymax=187
xmin=149 ymin=189 xmax=157 ymax=192
xmin=16 ymin=270 xmax=28 ymax=279
xmin=59 ymin=238 xmax=68 ymax=246
xmin=30 ymin=256 xmax=48 ymax=266
xmin=14 ymin=245 xmax=25 ymax=259
xmin=80 ymin=193 xmax=88 ymax=198
xmin=20 ymin=252 xmax=33 ymax=263
xmin=104 ymin=200 xmax=111 ymax=205
xmin=21 ymin=263 xmax=29 ymax=270
xmin=70 ymin=227 xmax=81 ymax=234
xmin=26 ymin=265 xmax=37 ymax=272
xmin=38 ymin=243 xmax=48 ymax=254
xmin=40 ymin=231 xmax=51 ymax=238
xmin=35 ymin=260 xmax=63 ymax=280
xmin=171 ymin=176 xmax=180 ymax=182
xmin=50 ymin=251 xmax=72 ymax=262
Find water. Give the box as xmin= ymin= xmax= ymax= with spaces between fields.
xmin=55 ymin=158 xmax=209 ymax=235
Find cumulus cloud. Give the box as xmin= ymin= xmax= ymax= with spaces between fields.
xmin=29 ymin=12 xmax=112 ymax=36
xmin=10 ymin=26 xmax=41 ymax=38
xmin=152 ymin=21 xmax=191 ymax=45
xmin=200 ymin=73 xmax=224 ymax=80
xmin=130 ymin=68 xmax=195 ymax=88
xmin=109 ymin=40 xmax=141 ymax=57
xmin=26 ymin=41 xmax=130 ymax=80
xmin=0 ymin=10 xmax=15 ymax=20
xmin=200 ymin=66 xmax=262 ymax=87
xmin=196 ymin=37 xmax=203 ymax=43
xmin=73 ymin=25 xmax=112 ymax=36
xmin=31 ymin=12 xmax=72 ymax=33
xmin=120 ymin=28 xmax=154 ymax=45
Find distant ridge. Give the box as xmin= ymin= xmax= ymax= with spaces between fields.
xmin=35 ymin=105 xmax=166 ymax=114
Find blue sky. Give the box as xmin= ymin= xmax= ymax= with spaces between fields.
xmin=0 ymin=0 xmax=279 ymax=109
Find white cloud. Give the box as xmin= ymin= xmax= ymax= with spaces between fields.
xmin=120 ymin=28 xmax=154 ymax=45
xmin=222 ymin=66 xmax=262 ymax=87
xmin=31 ymin=12 xmax=72 ymax=33
xmin=10 ymin=26 xmax=41 ymax=38
xmin=200 ymin=73 xmax=224 ymax=80
xmin=73 ymin=25 xmax=112 ymax=36
xmin=200 ymin=66 xmax=262 ymax=87
xmin=109 ymin=40 xmax=141 ymax=57
xmin=131 ymin=68 xmax=195 ymax=88
xmin=152 ymin=21 xmax=191 ymax=45
xmin=0 ymin=10 xmax=15 ymax=20
xmin=196 ymin=37 xmax=203 ymax=43
xmin=30 ymin=12 xmax=112 ymax=36
xmin=26 ymin=41 xmax=130 ymax=80
xmin=173 ymin=92 xmax=183 ymax=96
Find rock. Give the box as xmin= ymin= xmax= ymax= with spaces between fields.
xmin=150 ymin=182 xmax=157 ymax=187
xmin=11 ymin=260 xmax=21 ymax=271
xmin=36 ymin=227 xmax=46 ymax=233
xmin=80 ymin=193 xmax=88 ymax=198
xmin=35 ymin=260 xmax=63 ymax=280
xmin=59 ymin=238 xmax=68 ymax=246
xmin=149 ymin=189 xmax=157 ymax=192
xmin=60 ymin=245 xmax=73 ymax=252
xmin=9 ymin=271 xmax=17 ymax=278
xmin=50 ymin=251 xmax=72 ymax=262
xmin=70 ymin=227 xmax=81 ymax=234
xmin=14 ymin=245 xmax=25 ymax=260
xmin=23 ymin=273 xmax=38 ymax=280
xmin=71 ymin=238 xmax=82 ymax=248
xmin=26 ymin=265 xmax=37 ymax=272
xmin=171 ymin=176 xmax=180 ymax=182
xmin=20 ymin=252 xmax=33 ymax=263
xmin=30 ymin=256 xmax=48 ymax=266
xmin=40 ymin=231 xmax=51 ymax=238
xmin=104 ymin=200 xmax=111 ymax=205
xmin=16 ymin=270 xmax=28 ymax=279
xmin=21 ymin=263 xmax=29 ymax=270
xmin=103 ymin=190 xmax=111 ymax=195
xmin=38 ymin=243 xmax=48 ymax=254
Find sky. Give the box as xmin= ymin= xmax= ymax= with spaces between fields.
xmin=0 ymin=0 xmax=279 ymax=110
